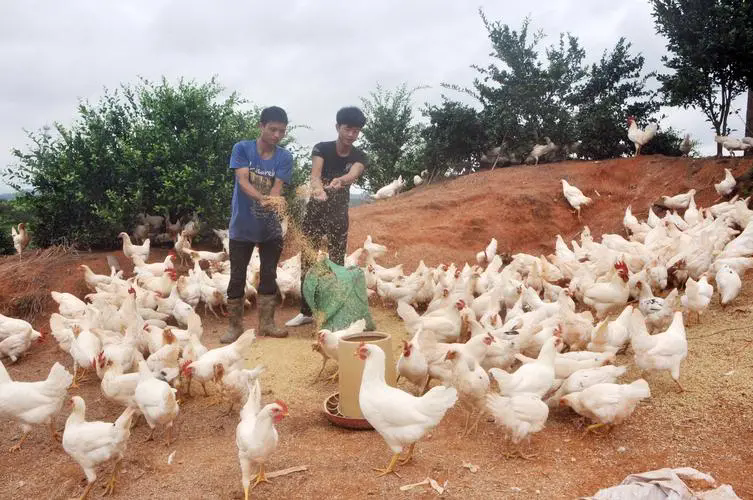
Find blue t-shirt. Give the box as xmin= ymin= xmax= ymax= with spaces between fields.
xmin=228 ymin=139 xmax=293 ymax=242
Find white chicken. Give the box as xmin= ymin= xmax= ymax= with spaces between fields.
xmin=583 ymin=261 xmax=631 ymax=319
xmin=444 ymin=347 xmax=490 ymax=435
xmin=714 ymin=168 xmax=736 ymax=197
xmin=397 ymin=299 xmax=471 ymax=343
xmin=118 ymin=232 xmax=150 ymax=261
xmin=51 ymin=291 xmax=87 ymax=319
xmin=312 ymin=319 xmax=366 ymax=381
xmin=715 ymin=264 xmax=742 ymax=307
xmin=545 ymin=365 xmax=627 ymax=408
xmin=527 ymin=137 xmax=557 ymax=165
xmin=715 ymin=135 xmax=752 ymax=156
xmin=214 ymin=364 xmax=265 ymax=413
xmin=364 ymin=235 xmax=387 ymax=259
xmin=372 ymin=176 xmax=405 ymax=200
xmin=236 ymin=376 xmax=288 ymax=500
xmin=134 ymin=360 xmax=179 ymax=445
xmin=679 ymin=134 xmax=692 ymax=156
xmin=560 ymin=379 xmax=651 ymax=434
xmin=680 ymin=275 xmax=713 ymax=323
xmin=587 ymin=305 xmax=633 ymax=354
xmin=182 ymin=329 xmax=256 ymax=396
xmin=63 ymin=397 xmax=136 ymax=499
xmin=476 ymin=238 xmax=498 ymax=266
xmin=0 ymin=361 xmax=73 ymax=451
xmin=11 ymin=222 xmax=31 ymax=257
xmin=659 ymin=189 xmax=697 ymax=211
xmin=627 ymin=116 xmax=658 ymax=156
xmin=489 ymin=336 xmax=561 ymax=398
xmin=486 ymin=392 xmax=548 ymax=459
xmin=0 ymin=313 xmax=41 ymax=341
xmin=561 ymin=179 xmax=592 ymax=220
xmin=396 ymin=332 xmax=430 ymax=394
xmin=630 ymin=310 xmax=688 ymax=392
xmin=0 ymin=327 xmax=42 ymax=363
xmin=357 ymin=343 xmax=457 ymax=477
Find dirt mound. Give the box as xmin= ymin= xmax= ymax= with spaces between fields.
xmin=348 ymin=155 xmax=753 ymax=268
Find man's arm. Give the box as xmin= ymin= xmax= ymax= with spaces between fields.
xmin=328 ymin=162 xmax=365 ymax=190
xmin=269 ymin=178 xmax=285 ymax=197
xmin=235 ymin=167 xmax=264 ymax=201
xmin=310 ymin=156 xmax=327 ymax=201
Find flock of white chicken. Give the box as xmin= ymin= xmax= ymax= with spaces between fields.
xmin=0 ymin=220 xmax=304 ymax=499
xmin=311 ymin=166 xmax=750 ymax=475
xmin=0 ymin=162 xmax=751 ymax=496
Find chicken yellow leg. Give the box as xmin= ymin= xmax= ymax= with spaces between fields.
xmin=398 ymin=444 xmax=415 ymax=465
xmin=102 ymin=459 xmax=120 ymax=496
xmin=252 ymin=463 xmax=270 ymax=489
xmin=9 ymin=431 xmax=29 ymax=452
xmin=49 ymin=420 xmax=61 ymax=442
xmin=78 ymin=480 xmax=95 ymax=500
xmin=373 ymin=452 xmax=401 ymax=478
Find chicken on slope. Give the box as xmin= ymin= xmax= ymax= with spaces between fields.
xmin=560 ymin=379 xmax=650 ymax=435
xmin=0 ymin=360 xmax=73 ymax=451
xmin=476 ymin=237 xmax=498 ymax=266
xmin=63 ymin=397 xmax=136 ymax=499
xmin=714 ymin=168 xmax=736 ymax=198
xmin=117 ymin=232 xmax=150 ymax=262
xmin=486 ymin=392 xmax=548 ymax=459
xmin=0 ymin=326 xmax=42 ymax=363
xmin=11 ymin=222 xmax=31 ymax=257
xmin=627 ymin=116 xmax=658 ymax=156
xmin=357 ymin=343 xmax=457 ymax=477
xmin=236 ymin=376 xmax=289 ymax=500
xmin=561 ymin=179 xmax=592 ymax=220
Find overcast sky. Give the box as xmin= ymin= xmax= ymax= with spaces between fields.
xmin=0 ymin=0 xmax=747 ymax=193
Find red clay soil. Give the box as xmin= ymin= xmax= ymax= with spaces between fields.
xmin=0 ymin=156 xmax=752 ymax=499
xmin=349 ymin=155 xmax=753 ymax=269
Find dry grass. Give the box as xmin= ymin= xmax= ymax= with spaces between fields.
xmin=0 ymin=245 xmax=80 ymax=322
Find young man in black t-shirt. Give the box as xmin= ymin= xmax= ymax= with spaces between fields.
xmin=286 ymin=107 xmax=368 ymax=327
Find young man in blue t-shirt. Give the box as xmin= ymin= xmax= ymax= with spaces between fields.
xmin=222 ymin=106 xmax=292 ymax=342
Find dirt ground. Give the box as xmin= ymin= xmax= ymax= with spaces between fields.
xmin=1 ymin=155 xmax=752 ymax=499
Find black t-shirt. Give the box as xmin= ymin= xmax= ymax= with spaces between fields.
xmin=309 ymin=141 xmax=367 ymax=218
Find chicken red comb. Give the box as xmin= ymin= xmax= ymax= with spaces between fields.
xmin=275 ymin=399 xmax=289 ymax=413
xmin=128 ymin=287 xmax=136 ymax=295
xmin=614 ymin=261 xmax=628 ymax=271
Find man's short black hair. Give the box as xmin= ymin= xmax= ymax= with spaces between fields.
xmin=260 ymin=106 xmax=288 ymax=125
xmin=336 ymin=106 xmax=366 ymax=128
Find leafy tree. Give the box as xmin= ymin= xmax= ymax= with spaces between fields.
xmin=573 ymin=38 xmax=659 ymax=159
xmin=420 ymin=100 xmax=487 ymax=179
xmin=457 ymin=13 xmax=587 ymax=158
xmin=359 ymin=84 xmax=425 ymax=191
xmin=650 ymin=0 xmax=753 ymax=155
xmin=4 ymin=77 xmax=304 ymax=248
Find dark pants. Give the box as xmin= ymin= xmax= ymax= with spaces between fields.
xmin=227 ymin=238 xmax=284 ymax=299
xmin=299 ymin=212 xmax=348 ymax=316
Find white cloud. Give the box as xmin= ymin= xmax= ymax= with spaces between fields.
xmin=0 ymin=0 xmax=745 ymax=192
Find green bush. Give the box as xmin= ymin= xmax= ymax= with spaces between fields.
xmin=4 ymin=77 xmax=307 ymax=249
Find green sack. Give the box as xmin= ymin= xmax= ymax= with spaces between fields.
xmin=302 ymin=259 xmax=376 ymax=332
